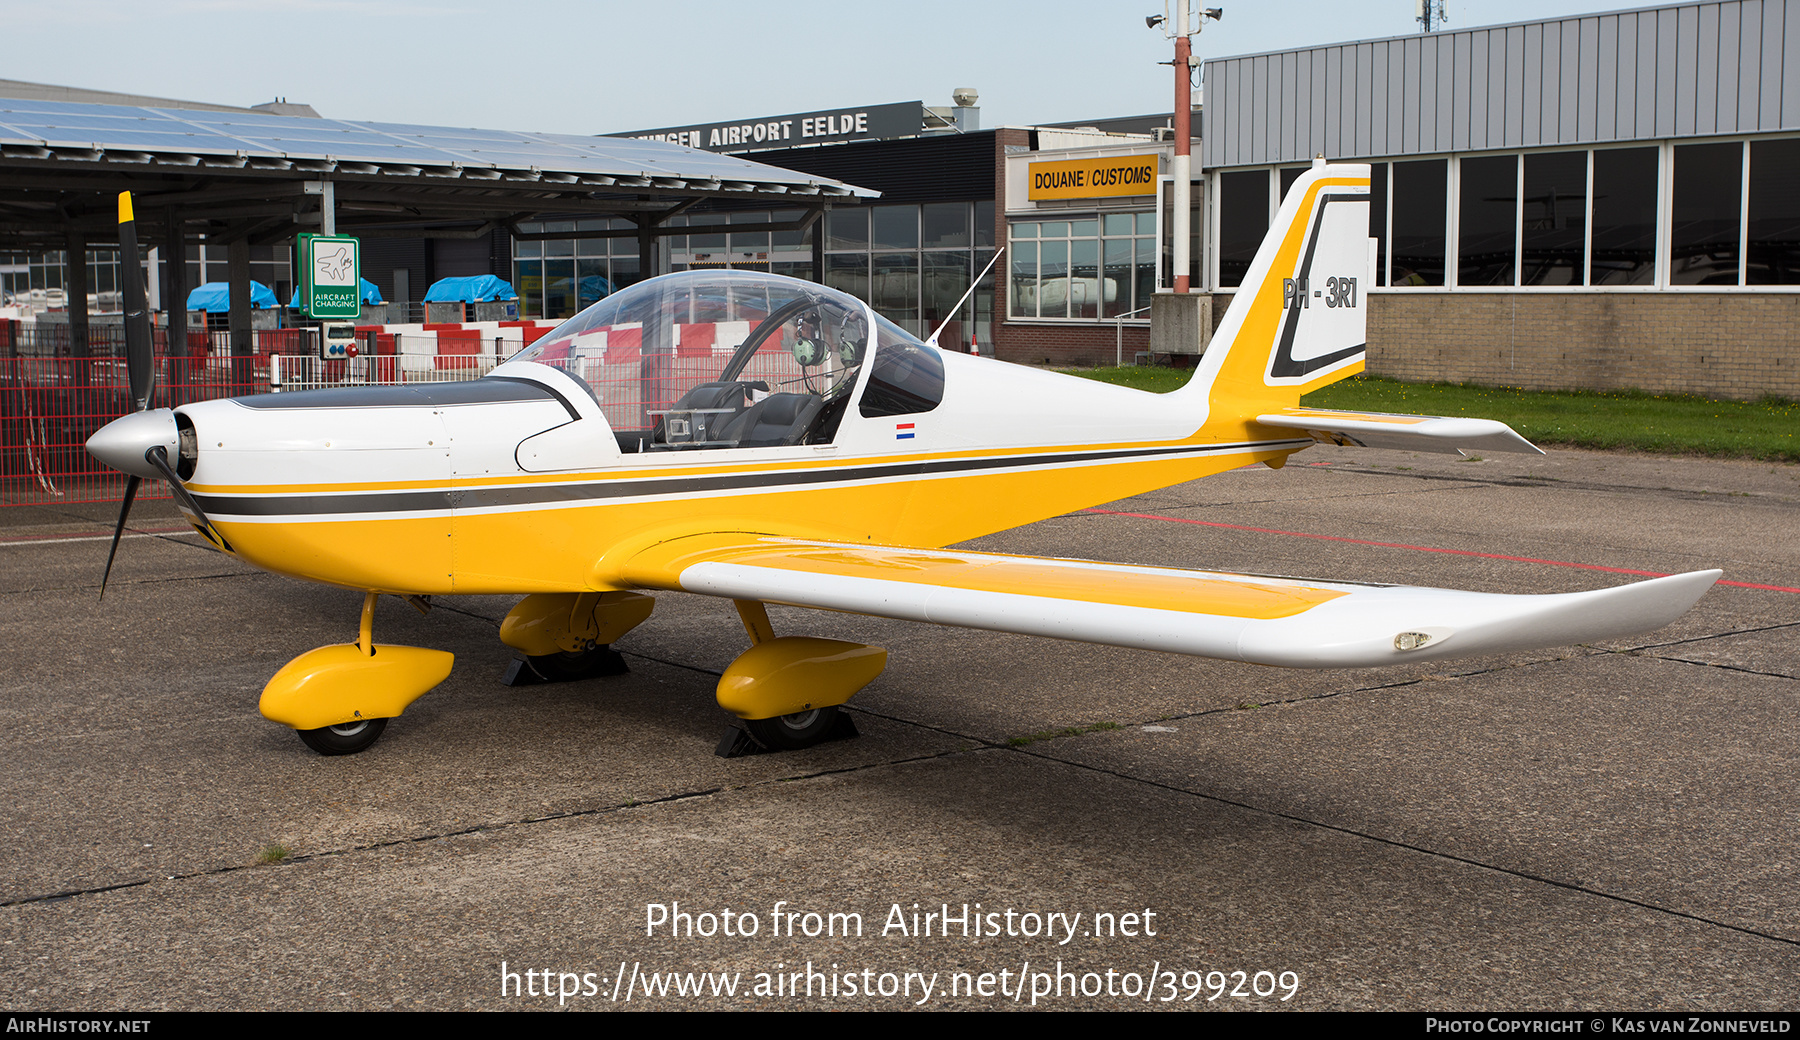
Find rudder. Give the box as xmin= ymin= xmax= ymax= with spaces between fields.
xmin=1177 ymin=163 xmax=1373 ymax=416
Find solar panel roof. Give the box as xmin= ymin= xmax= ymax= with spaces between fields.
xmin=0 ymin=97 xmax=876 ymax=196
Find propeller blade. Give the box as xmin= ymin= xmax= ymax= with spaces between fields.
xmin=143 ymin=445 xmax=230 ymax=553
xmin=98 ymin=198 xmax=168 ymax=600
xmin=99 ymin=474 xmax=141 ymax=601
xmin=117 ymin=192 xmax=155 ymax=412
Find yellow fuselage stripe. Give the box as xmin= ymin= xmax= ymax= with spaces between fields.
xmin=211 ymin=440 xmax=1297 ymax=595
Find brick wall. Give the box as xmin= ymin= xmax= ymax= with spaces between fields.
xmin=1183 ymin=289 xmax=1800 ymax=401
xmin=993 ymin=321 xmax=1154 ymax=366
xmin=1362 ymin=292 xmax=1800 ymax=401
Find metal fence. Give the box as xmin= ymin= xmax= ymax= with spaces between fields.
xmin=1 ymin=322 xmax=318 ymax=360
xmin=1 ymin=351 xmax=503 ymax=508
xmin=267 ymin=352 xmax=500 ymax=392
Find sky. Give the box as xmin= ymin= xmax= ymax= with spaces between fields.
xmin=3 ymin=0 xmax=1653 ymax=135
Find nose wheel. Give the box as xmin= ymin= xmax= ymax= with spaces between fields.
xmin=296 ymin=718 xmax=388 ymax=756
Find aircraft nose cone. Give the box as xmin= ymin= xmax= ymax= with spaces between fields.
xmin=87 ymin=409 xmax=179 ymax=479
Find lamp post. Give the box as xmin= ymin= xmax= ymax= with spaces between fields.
xmin=1148 ymin=4 xmax=1221 ymax=294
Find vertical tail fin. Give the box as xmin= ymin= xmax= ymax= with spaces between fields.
xmin=1177 ymin=164 xmax=1372 ymax=416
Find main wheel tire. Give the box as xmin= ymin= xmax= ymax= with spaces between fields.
xmin=743 ymin=706 xmax=838 ymax=751
xmin=296 ymin=717 xmax=387 ymax=756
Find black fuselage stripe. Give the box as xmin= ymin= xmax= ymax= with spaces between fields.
xmin=192 ymin=440 xmax=1307 ymax=518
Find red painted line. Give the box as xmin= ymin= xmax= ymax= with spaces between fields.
xmin=1083 ymin=508 xmax=1800 ymax=594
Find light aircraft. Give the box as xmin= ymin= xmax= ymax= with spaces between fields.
xmin=88 ymin=165 xmax=1720 ymax=756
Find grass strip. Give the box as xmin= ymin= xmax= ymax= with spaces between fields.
xmin=1061 ymin=368 xmax=1800 ymax=463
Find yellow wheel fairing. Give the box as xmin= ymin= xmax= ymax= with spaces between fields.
xmin=259 ymin=642 xmax=454 ymax=730
xmin=500 ymin=591 xmax=655 ymax=656
xmin=716 ymin=636 xmax=888 ymax=720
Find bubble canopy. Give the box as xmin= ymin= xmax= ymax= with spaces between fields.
xmin=501 ymin=271 xmax=944 ymax=452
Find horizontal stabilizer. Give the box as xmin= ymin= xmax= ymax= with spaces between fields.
xmin=1256 ymin=407 xmax=1543 ymax=456
xmin=620 ymin=535 xmax=1717 ymax=668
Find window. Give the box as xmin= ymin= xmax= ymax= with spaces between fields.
xmin=1521 ymin=152 xmax=1587 ymax=286
xmin=1391 ymin=160 xmax=1447 ymax=286
xmin=827 ymin=209 xmax=869 ymax=251
xmin=1588 ymin=147 xmax=1657 ymax=286
xmin=827 ymin=203 xmax=986 ymax=340
xmin=1008 ymin=213 xmax=1156 ymax=320
xmin=1245 ymin=138 xmax=1800 ymax=290
xmin=1457 ymin=155 xmax=1518 ymax=286
xmin=1215 ymin=169 xmax=1270 ymax=288
xmin=1671 ymin=142 xmax=1742 ymax=286
xmin=516 ymin=271 xmax=870 ymax=449
xmin=514 ymin=219 xmax=650 ymax=319
xmin=1747 ymin=139 xmax=1800 ymax=285
xmin=1369 ymin=163 xmax=1389 ymax=286
xmin=1103 ymin=212 xmax=1157 ymax=318
xmin=859 ymin=314 xmax=946 ymax=418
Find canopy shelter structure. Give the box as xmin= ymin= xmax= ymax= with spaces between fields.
xmin=0 ymin=94 xmax=875 ymax=360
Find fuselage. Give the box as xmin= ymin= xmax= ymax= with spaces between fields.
xmin=171 ymin=349 xmax=1308 ymax=596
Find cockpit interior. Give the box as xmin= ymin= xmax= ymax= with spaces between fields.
xmin=510 ymin=270 xmax=945 ymax=452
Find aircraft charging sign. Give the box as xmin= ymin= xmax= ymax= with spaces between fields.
xmin=301 ymin=234 xmax=361 ymax=319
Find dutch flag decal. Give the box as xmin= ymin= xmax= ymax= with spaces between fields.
xmin=895 ymin=423 xmax=915 ymax=440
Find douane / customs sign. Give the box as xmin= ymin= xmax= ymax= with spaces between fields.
xmin=1027 ymin=155 xmax=1161 ymax=201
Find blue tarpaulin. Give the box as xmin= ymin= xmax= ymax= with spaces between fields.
xmin=287 ymin=278 xmax=383 ymax=308
xmin=423 ymin=275 xmax=516 ymax=303
xmin=187 ymin=281 xmax=278 ymax=312
xmin=579 ymin=275 xmax=615 ymax=302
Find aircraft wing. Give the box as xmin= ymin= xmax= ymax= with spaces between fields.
xmin=619 ymin=534 xmax=1719 ymax=668
xmin=1255 ymin=407 xmax=1544 ymax=456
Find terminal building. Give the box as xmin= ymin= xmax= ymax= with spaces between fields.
xmin=596 ymin=100 xmax=1197 ymax=366
xmin=3 ymin=0 xmax=1796 ymax=399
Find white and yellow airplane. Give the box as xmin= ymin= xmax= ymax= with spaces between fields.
xmin=88 ymin=166 xmax=1720 ymax=756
